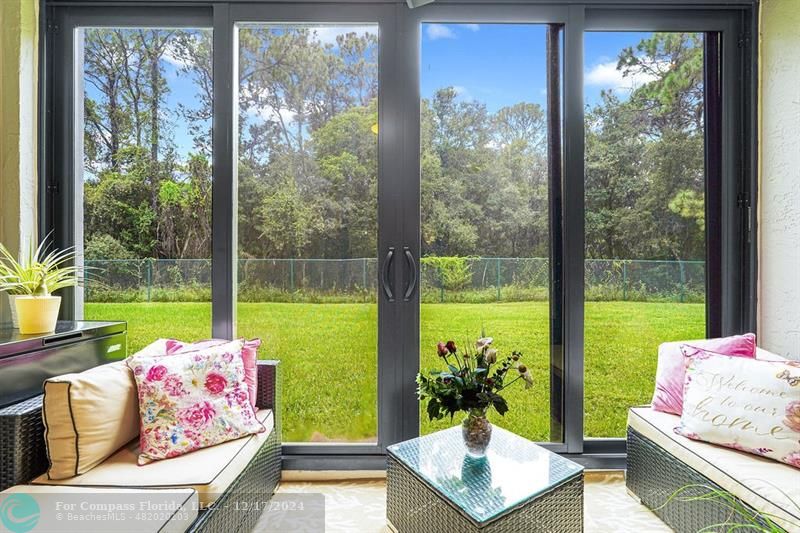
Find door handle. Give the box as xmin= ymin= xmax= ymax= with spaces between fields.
xmin=382 ymin=247 xmax=395 ymax=302
xmin=403 ymin=247 xmax=417 ymax=302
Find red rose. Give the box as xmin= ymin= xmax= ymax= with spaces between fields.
xmin=204 ymin=372 xmax=228 ymax=395
xmin=146 ymin=365 xmax=168 ymax=382
xmin=445 ymin=341 xmax=457 ymax=354
xmin=179 ymin=401 xmax=216 ymax=430
xmin=437 ymin=342 xmax=448 ymax=357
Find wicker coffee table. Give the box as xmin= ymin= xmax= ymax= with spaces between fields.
xmin=386 ymin=426 xmax=584 ymax=532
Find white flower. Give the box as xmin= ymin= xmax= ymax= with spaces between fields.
xmin=476 ymin=337 xmax=493 ymax=351
xmin=517 ymin=365 xmax=534 ymax=389
xmin=484 ymin=348 xmax=497 ymax=365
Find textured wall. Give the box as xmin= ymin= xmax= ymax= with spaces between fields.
xmin=759 ymin=0 xmax=800 ymax=358
xmin=0 ymin=0 xmax=39 ymax=326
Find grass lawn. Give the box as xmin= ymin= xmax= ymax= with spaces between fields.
xmin=86 ymin=301 xmax=704 ymax=442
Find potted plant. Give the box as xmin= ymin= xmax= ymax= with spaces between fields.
xmin=417 ymin=337 xmax=533 ymax=457
xmin=0 ymin=238 xmax=81 ymax=334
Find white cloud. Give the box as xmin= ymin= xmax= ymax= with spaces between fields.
xmin=162 ymin=44 xmax=193 ymax=69
xmin=463 ymin=24 xmax=480 ymax=32
xmin=585 ymin=60 xmax=660 ymax=92
xmin=245 ymin=104 xmax=297 ymax=125
xmin=311 ymin=25 xmax=376 ymax=46
xmin=426 ymin=24 xmax=456 ymax=40
xmin=448 ymin=85 xmax=474 ymax=102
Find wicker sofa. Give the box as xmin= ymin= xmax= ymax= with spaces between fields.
xmin=626 ymin=405 xmax=799 ymax=532
xmin=0 ymin=359 xmax=282 ymax=533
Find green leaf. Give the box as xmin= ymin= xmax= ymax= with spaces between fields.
xmin=492 ymin=396 xmax=509 ymax=416
xmin=426 ymin=399 xmax=441 ymax=421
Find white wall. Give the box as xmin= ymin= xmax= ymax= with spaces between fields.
xmin=758 ymin=0 xmax=800 ymax=358
xmin=0 ymin=0 xmax=39 ymax=327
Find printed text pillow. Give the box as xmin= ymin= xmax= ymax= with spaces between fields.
xmin=651 ymin=333 xmax=756 ymax=415
xmin=127 ymin=339 xmax=265 ymax=465
xmin=675 ymin=351 xmax=800 ymax=468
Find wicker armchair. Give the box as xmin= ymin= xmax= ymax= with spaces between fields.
xmin=0 ymin=359 xmax=283 ymax=533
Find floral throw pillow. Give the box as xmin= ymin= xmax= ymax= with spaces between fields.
xmin=127 ymin=339 xmax=265 ymax=465
xmin=164 ymin=338 xmax=261 ymax=409
xmin=675 ymin=351 xmax=800 ymax=468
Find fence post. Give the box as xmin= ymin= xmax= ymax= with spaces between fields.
xmin=146 ymin=259 xmax=153 ymax=303
xmin=289 ymin=258 xmax=295 ymax=301
xmin=678 ymin=260 xmax=686 ymax=303
xmin=622 ymin=261 xmax=628 ymax=301
xmin=362 ymin=258 xmax=368 ymax=290
xmin=84 ymin=263 xmax=89 ymax=302
xmin=496 ymin=258 xmax=501 ymax=301
xmin=439 ymin=265 xmax=444 ymax=303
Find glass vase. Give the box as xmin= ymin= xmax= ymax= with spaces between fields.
xmin=462 ymin=410 xmax=492 ymax=458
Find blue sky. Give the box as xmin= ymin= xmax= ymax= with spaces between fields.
xmin=421 ymin=24 xmax=654 ymax=110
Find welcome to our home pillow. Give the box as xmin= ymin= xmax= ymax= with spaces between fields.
xmin=675 ymin=350 xmax=800 ymax=468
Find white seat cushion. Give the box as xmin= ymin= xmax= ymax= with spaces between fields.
xmin=629 ymin=407 xmax=800 ymax=531
xmin=0 ymin=485 xmax=197 ymax=533
xmin=33 ymin=409 xmax=273 ymax=507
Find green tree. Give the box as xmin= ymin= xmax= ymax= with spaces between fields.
xmin=586 ymin=32 xmax=705 ymax=261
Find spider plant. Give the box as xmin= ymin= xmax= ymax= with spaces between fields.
xmin=0 ymin=237 xmax=81 ymax=297
xmin=659 ymin=483 xmax=799 ymax=532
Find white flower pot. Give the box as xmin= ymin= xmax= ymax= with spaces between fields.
xmin=15 ymin=295 xmax=61 ymax=334
xmin=7 ymin=294 xmax=21 ymax=328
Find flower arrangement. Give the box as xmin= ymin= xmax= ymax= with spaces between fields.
xmin=416 ymin=337 xmax=533 ymax=422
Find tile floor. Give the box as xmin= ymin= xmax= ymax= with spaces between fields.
xmin=259 ymin=471 xmax=671 ymax=532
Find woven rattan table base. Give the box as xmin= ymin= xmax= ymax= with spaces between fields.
xmin=387 ymin=455 xmax=583 ymax=533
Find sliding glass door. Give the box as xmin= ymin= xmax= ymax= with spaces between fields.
xmin=226 ymin=4 xmax=404 ymax=456
xmin=580 ymin=8 xmax=745 ymax=447
xmin=234 ymin=22 xmax=380 ymax=443
xmin=583 ymin=30 xmax=709 ymax=438
xmin=417 ymin=21 xmax=561 ymax=443
xmin=49 ymin=9 xmax=215 ymax=353
xmin=47 ymin=2 xmax=753 ymax=466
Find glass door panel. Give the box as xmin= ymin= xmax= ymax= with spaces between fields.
xmin=583 ymin=32 xmax=707 ymax=437
xmin=78 ymin=27 xmax=214 ymax=353
xmin=419 ymin=23 xmax=557 ymax=442
xmin=235 ymin=24 xmax=379 ymax=443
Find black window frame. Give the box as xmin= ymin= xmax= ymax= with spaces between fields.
xmin=41 ymin=0 xmax=757 ymax=471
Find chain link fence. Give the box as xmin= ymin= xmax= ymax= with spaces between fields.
xmin=84 ymin=257 xmax=705 ymax=304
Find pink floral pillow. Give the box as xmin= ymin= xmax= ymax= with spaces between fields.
xmin=651 ymin=333 xmax=756 ymax=415
xmin=127 ymin=339 xmax=265 ymax=465
xmin=132 ymin=339 xmax=172 ymax=357
xmin=165 ymin=338 xmax=261 ymax=409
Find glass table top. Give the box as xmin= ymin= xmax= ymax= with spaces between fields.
xmin=387 ymin=425 xmax=583 ymax=524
